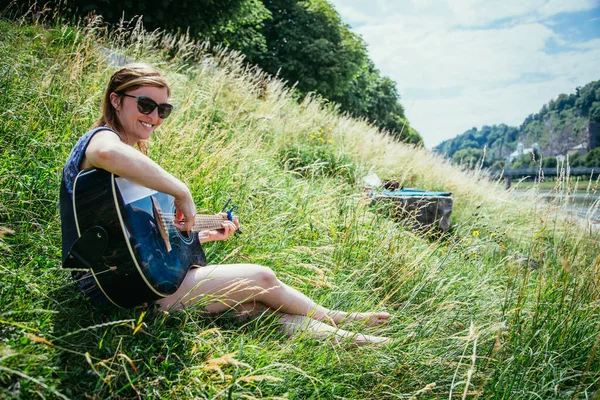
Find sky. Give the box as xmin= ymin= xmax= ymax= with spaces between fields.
xmin=328 ymin=0 xmax=600 ymax=148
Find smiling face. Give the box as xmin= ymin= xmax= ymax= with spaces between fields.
xmin=110 ymin=85 xmax=169 ymax=145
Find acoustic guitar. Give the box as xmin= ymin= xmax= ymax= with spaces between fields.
xmin=65 ymin=168 xmax=235 ymax=308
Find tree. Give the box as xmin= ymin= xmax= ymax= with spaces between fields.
xmin=590 ymin=102 xmax=600 ymax=123
xmin=4 ymin=0 xmax=271 ymax=59
xmin=575 ymin=81 xmax=600 ymax=114
xmin=331 ymin=59 xmax=422 ymax=144
xmin=542 ymin=156 xmax=557 ymax=168
xmin=452 ymin=148 xmax=487 ymax=168
xmin=257 ymin=0 xmax=366 ymax=100
xmin=492 ymin=159 xmax=507 ymax=170
xmin=207 ymin=0 xmax=272 ymax=61
xmin=567 ymin=153 xmax=585 ymax=167
xmin=585 ymin=147 xmax=600 ymax=167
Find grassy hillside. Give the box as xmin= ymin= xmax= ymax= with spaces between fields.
xmin=1 ymin=18 xmax=599 ymax=399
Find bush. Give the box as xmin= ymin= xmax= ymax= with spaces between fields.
xmin=542 ymin=156 xmax=557 ymax=168
xmin=568 ymin=153 xmax=585 ymax=167
xmin=278 ymin=144 xmax=358 ymax=183
xmin=585 ymin=147 xmax=600 ymax=167
xmin=452 ymin=148 xmax=487 ymax=168
xmin=491 ymin=159 xmax=507 ymax=170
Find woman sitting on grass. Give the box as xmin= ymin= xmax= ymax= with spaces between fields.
xmin=60 ymin=63 xmax=390 ymax=346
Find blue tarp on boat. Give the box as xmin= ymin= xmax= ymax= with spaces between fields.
xmin=381 ymin=189 xmax=452 ymax=197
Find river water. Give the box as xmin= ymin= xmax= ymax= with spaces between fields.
xmin=512 ymin=189 xmax=600 ymax=230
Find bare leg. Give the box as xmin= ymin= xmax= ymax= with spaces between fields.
xmin=278 ymin=314 xmax=391 ymax=346
xmin=155 ymin=264 xmax=391 ymax=346
xmin=156 ymin=264 xmax=389 ymax=326
xmin=228 ymin=301 xmax=270 ymax=321
xmin=212 ymin=302 xmax=391 ymax=347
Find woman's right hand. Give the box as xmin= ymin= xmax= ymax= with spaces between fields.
xmin=173 ymin=187 xmax=196 ymax=232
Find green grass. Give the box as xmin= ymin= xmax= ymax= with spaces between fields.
xmin=1 ymin=17 xmax=599 ymax=399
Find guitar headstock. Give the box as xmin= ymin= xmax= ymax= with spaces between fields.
xmin=221 ymin=198 xmax=239 ymax=222
xmin=221 ymin=198 xmax=241 ymax=235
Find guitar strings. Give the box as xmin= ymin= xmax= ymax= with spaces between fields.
xmin=159 ymin=214 xmax=236 ymax=222
xmin=155 ymin=213 xmax=232 ymax=234
xmin=160 ymin=215 xmax=229 ymax=222
xmin=160 ymin=213 xmax=228 ymax=218
xmin=159 ymin=219 xmax=229 ymax=234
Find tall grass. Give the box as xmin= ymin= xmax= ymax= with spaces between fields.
xmin=0 ymin=15 xmax=599 ymax=399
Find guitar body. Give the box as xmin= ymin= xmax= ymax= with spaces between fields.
xmin=72 ymin=168 xmax=205 ymax=308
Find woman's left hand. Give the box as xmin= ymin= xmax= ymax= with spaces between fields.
xmin=198 ymin=213 xmax=240 ymax=243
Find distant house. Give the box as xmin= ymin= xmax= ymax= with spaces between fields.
xmin=508 ymin=142 xmax=540 ymax=162
xmin=567 ymin=143 xmax=587 ymax=156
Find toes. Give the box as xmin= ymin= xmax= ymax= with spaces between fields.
xmin=368 ymin=312 xmax=391 ymax=326
xmin=342 ymin=312 xmax=391 ymax=327
xmin=376 ymin=312 xmax=391 ymax=321
xmin=355 ymin=335 xmax=392 ymax=347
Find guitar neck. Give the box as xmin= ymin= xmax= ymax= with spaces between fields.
xmin=191 ymin=214 xmax=230 ymax=232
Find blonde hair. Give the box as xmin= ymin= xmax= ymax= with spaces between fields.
xmin=92 ymin=63 xmax=170 ymax=153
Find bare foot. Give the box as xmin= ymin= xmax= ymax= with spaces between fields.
xmin=335 ymin=311 xmax=391 ymax=327
xmin=350 ymin=333 xmax=392 ymax=347
xmin=279 ymin=314 xmax=392 ymax=347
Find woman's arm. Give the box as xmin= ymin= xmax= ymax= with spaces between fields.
xmin=85 ymin=130 xmax=196 ymax=231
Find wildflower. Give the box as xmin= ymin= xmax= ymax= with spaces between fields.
xmin=472 ymin=230 xmax=480 ymax=237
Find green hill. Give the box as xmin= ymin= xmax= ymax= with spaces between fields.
xmin=1 ymin=19 xmax=599 ymax=399
xmin=435 ymin=80 xmax=600 ymax=169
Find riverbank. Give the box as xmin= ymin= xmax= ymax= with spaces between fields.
xmin=511 ymin=184 xmax=600 ymax=233
xmin=511 ymin=178 xmax=600 ymax=191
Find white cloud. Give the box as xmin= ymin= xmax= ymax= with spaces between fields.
xmin=444 ymin=0 xmax=598 ymax=25
xmin=360 ymin=22 xmax=555 ymax=88
xmin=329 ymin=0 xmax=600 ymax=147
xmin=573 ymin=37 xmax=600 ymax=49
xmin=331 ymin=3 xmax=373 ymax=25
xmin=340 ymin=0 xmax=600 ymax=25
xmin=538 ymin=0 xmax=600 ymax=18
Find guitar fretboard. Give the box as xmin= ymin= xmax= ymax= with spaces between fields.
xmin=157 ymin=213 xmax=232 ymax=231
xmin=190 ymin=214 xmax=231 ymax=231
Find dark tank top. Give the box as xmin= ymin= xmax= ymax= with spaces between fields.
xmin=59 ymin=126 xmax=120 ymax=265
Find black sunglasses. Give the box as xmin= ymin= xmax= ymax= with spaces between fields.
xmin=118 ymin=93 xmax=173 ymax=119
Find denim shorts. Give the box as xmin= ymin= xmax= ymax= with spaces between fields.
xmin=74 ymin=271 xmax=113 ymax=308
